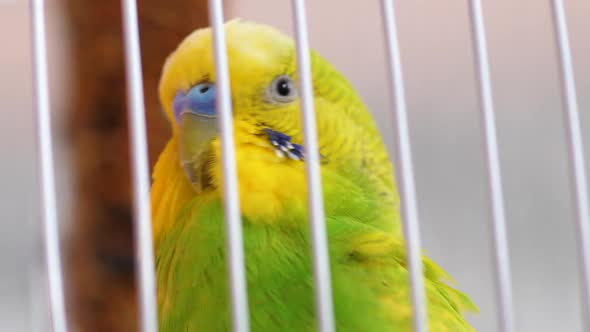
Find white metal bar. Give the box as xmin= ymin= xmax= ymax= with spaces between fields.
xmin=208 ymin=1 xmax=251 ymax=331
xmin=467 ymin=1 xmax=514 ymax=332
xmin=291 ymin=1 xmax=335 ymax=332
xmin=120 ymin=1 xmax=159 ymax=331
xmin=549 ymin=1 xmax=590 ymax=329
xmin=380 ymin=1 xmax=426 ymax=332
xmin=29 ymin=0 xmax=68 ymax=331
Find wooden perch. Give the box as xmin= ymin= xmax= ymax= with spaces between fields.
xmin=62 ymin=1 xmax=208 ymax=330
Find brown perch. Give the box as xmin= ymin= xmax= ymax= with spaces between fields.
xmin=62 ymin=1 xmax=208 ymax=330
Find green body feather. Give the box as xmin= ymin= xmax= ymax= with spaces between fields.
xmin=156 ymin=164 xmax=476 ymax=331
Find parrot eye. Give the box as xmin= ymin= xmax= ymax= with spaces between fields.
xmin=267 ymin=75 xmax=297 ymax=104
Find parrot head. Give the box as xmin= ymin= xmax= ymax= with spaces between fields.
xmin=158 ymin=19 xmax=395 ymax=221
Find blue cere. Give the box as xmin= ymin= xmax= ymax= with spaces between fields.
xmin=173 ymin=82 xmax=217 ymax=123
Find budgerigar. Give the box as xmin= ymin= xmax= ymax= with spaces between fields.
xmin=152 ymin=20 xmax=477 ymax=331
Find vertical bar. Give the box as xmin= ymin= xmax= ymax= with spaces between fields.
xmin=467 ymin=1 xmax=514 ymax=332
xmin=29 ymin=0 xmax=68 ymax=331
xmin=380 ymin=1 xmax=427 ymax=332
xmin=208 ymin=1 xmax=251 ymax=331
xmin=120 ymin=1 xmax=158 ymax=331
xmin=550 ymin=1 xmax=590 ymax=329
xmin=291 ymin=1 xmax=335 ymax=332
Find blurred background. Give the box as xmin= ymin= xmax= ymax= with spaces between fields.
xmin=1 ymin=0 xmax=589 ymax=331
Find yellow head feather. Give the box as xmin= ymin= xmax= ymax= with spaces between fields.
xmin=152 ymin=19 xmax=399 ymax=241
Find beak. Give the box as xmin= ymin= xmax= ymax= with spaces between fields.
xmin=173 ymin=82 xmax=218 ymax=192
xmin=178 ymin=112 xmax=217 ymax=192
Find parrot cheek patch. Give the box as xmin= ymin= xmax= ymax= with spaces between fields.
xmin=263 ymin=128 xmax=305 ymax=161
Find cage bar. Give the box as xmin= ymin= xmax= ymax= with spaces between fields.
xmin=120 ymin=0 xmax=159 ymax=331
xmin=291 ymin=1 xmax=335 ymax=331
xmin=549 ymin=1 xmax=590 ymax=330
xmin=379 ymin=1 xmax=427 ymax=332
xmin=208 ymin=1 xmax=251 ymax=331
xmin=467 ymin=1 xmax=515 ymax=332
xmin=29 ymin=0 xmax=68 ymax=331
